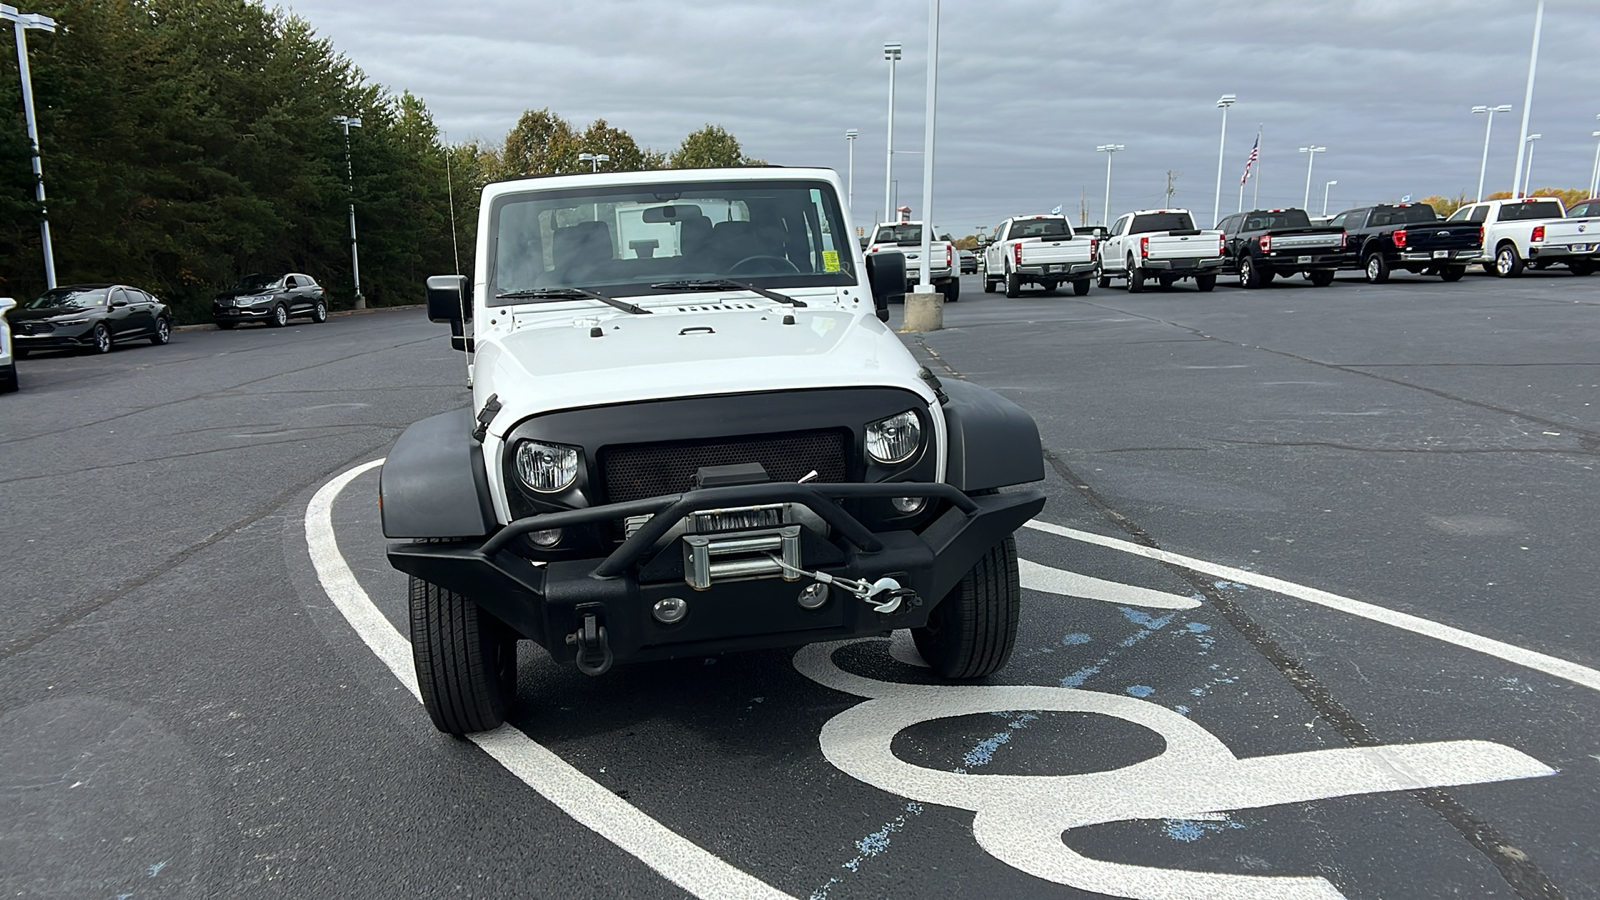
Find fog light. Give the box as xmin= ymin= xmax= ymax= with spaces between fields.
xmin=529 ymin=528 xmax=563 ymax=548
xmin=891 ymin=496 xmax=926 ymax=515
xmin=652 ymin=597 xmax=688 ymax=624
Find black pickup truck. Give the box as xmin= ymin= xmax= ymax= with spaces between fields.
xmin=1217 ymin=208 xmax=1345 ymax=288
xmin=1330 ymin=203 xmax=1481 ymax=283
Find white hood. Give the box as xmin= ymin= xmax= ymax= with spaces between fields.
xmin=474 ymin=303 xmax=932 ymax=439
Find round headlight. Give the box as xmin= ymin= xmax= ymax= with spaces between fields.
xmin=865 ymin=410 xmax=922 ymax=465
xmin=514 ymin=441 xmax=580 ymax=493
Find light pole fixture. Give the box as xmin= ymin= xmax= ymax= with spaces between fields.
xmin=912 ymin=0 xmax=942 ymax=294
xmin=1589 ymin=122 xmax=1600 ymax=199
xmin=1472 ymin=105 xmax=1513 ymax=201
xmin=1298 ymin=146 xmax=1326 ymax=210
xmin=1323 ymin=180 xmax=1337 ymax=216
xmin=1511 ymin=0 xmax=1544 ymax=197
xmin=845 ymin=129 xmax=858 ymax=219
xmin=883 ymin=42 xmax=902 ymax=231
xmin=1521 ymin=133 xmax=1542 ymax=196
xmin=1097 ymin=144 xmax=1124 ymax=225
xmin=331 ymin=114 xmax=364 ymax=309
xmin=1 ymin=4 xmax=57 ymax=288
xmin=578 ymin=151 xmax=610 ymax=172
xmin=1213 ymin=94 xmax=1236 ymax=229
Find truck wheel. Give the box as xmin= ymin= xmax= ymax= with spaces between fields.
xmin=1570 ymin=260 xmax=1595 ymax=276
xmin=1239 ymin=256 xmax=1261 ymax=288
xmin=1040 ymin=279 xmax=1057 ymax=293
xmin=1440 ymin=266 xmax=1466 ymax=283
xmin=913 ymin=536 xmax=1020 ymax=680
xmin=1195 ymin=274 xmax=1216 ymax=292
xmin=1097 ymin=274 xmax=1112 ymax=289
xmin=1309 ymin=269 xmax=1336 ymax=287
xmin=1480 ymin=262 xmax=1495 ymax=275
xmin=983 ymin=276 xmax=996 ymax=293
xmin=0 ymin=363 xmax=16 ymax=394
xmin=1126 ymin=259 xmax=1144 ymax=293
xmin=1073 ymin=279 xmax=1090 ymax=296
xmin=941 ymin=280 xmax=960 ymax=302
xmin=1364 ymin=253 xmax=1390 ymax=284
xmin=1005 ymin=272 xmax=1021 ymax=298
xmin=1157 ymin=274 xmax=1176 ymax=290
xmin=409 ymin=575 xmax=518 ymax=735
xmin=1494 ymin=243 xmax=1524 ymax=277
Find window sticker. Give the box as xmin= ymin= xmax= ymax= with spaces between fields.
xmin=823 ymin=250 xmax=841 ymax=272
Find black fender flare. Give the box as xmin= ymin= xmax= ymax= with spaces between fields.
xmin=940 ymin=379 xmax=1044 ymax=491
xmin=380 ymin=408 xmax=497 ymax=539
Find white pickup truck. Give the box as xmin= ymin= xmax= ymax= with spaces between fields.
xmin=1445 ymin=197 xmax=1599 ymax=277
xmin=981 ymin=215 xmax=1099 ymax=297
xmin=866 ymin=221 xmax=959 ymax=301
xmin=1099 ymin=209 xmax=1226 ymax=293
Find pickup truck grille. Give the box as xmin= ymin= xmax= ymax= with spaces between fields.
xmin=599 ymin=430 xmax=849 ymax=504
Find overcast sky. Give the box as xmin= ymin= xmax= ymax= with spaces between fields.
xmin=285 ymin=0 xmax=1598 ymax=235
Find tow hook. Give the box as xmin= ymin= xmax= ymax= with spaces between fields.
xmin=566 ymin=611 xmax=613 ymax=676
xmin=768 ymin=556 xmax=918 ymax=614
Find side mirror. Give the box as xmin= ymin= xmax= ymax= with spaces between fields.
xmin=111 ymin=298 xmax=128 ymax=308
xmin=863 ymin=252 xmax=905 ymax=322
xmin=426 ymin=275 xmax=470 ymax=324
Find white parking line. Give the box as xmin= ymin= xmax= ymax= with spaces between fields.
xmin=305 ymin=460 xmax=797 ymax=900
xmin=1025 ymin=519 xmax=1600 ymax=693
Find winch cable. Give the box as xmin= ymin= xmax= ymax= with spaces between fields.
xmin=766 ymin=555 xmax=912 ymax=614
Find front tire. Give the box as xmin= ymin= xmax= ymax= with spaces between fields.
xmin=150 ymin=317 xmax=171 ymax=345
xmin=410 ymin=576 xmax=518 ymax=735
xmin=1073 ymin=279 xmax=1091 ymax=296
xmin=270 ymin=303 xmax=289 ymax=327
xmin=1494 ymin=243 xmax=1524 ymax=278
xmin=912 ymin=536 xmax=1020 ymax=680
xmin=1309 ymin=269 xmax=1336 ymax=287
xmin=1005 ymin=271 xmax=1021 ymax=298
xmin=983 ymin=276 xmax=997 ymax=293
xmin=1364 ymin=252 xmax=1390 ymax=284
xmin=91 ymin=323 xmax=112 ymax=354
xmin=1440 ymin=266 xmax=1466 ymax=283
xmin=1195 ymin=273 xmax=1216 ymax=292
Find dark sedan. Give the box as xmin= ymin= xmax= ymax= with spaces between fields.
xmin=213 ymin=273 xmax=328 ymax=328
xmin=958 ymin=249 xmax=978 ymax=274
xmin=10 ymin=284 xmax=173 ymax=356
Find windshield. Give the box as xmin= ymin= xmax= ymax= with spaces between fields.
xmin=1010 ymin=218 xmax=1073 ymax=239
xmin=1129 ymin=213 xmax=1197 ymax=234
xmin=1498 ymin=200 xmax=1565 ymax=222
xmin=872 ymin=224 xmax=926 ymax=245
xmin=488 ymin=179 xmax=855 ymax=299
xmin=234 ymin=274 xmax=282 ymax=292
xmin=1242 ymin=210 xmax=1312 ymax=230
xmin=26 ymin=287 xmax=108 ymax=310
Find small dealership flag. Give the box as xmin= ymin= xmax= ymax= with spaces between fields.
xmin=1240 ymin=134 xmax=1260 ymax=186
xmin=1051 ymin=205 xmax=1063 ymax=215
xmin=1400 ymin=194 xmax=1413 ymax=203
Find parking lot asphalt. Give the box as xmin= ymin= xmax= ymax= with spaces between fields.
xmin=2 ymin=270 xmax=1597 ymax=899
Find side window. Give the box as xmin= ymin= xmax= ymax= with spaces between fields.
xmin=1447 ymin=206 xmax=1472 ymax=222
xmin=1346 ymin=209 xmax=1368 ymax=229
xmin=1111 ymin=215 xmax=1130 ymax=236
xmin=1467 ymin=206 xmax=1489 ymax=224
xmin=109 ymin=288 xmax=128 ymax=306
xmin=284 ymin=275 xmax=300 ymax=288
xmin=1327 ymin=213 xmax=1346 ymax=229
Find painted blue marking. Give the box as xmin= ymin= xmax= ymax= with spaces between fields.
xmin=1060 ymin=666 xmax=1100 ymax=688
xmin=1161 ymin=816 xmax=1246 ymax=842
xmin=1061 ymin=633 xmax=1092 ymax=645
xmin=1126 ymin=685 xmax=1155 ymax=698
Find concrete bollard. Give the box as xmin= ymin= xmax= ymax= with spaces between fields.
xmin=902 ymin=291 xmax=944 ymax=332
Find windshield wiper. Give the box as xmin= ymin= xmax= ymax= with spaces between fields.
xmin=494 ymin=287 xmax=650 ymax=315
xmin=648 ymin=279 xmax=807 ymax=308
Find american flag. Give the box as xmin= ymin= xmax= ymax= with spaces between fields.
xmin=1240 ymin=135 xmax=1259 ymax=186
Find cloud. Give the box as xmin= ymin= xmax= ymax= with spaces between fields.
xmin=282 ymin=0 xmax=1598 ymax=233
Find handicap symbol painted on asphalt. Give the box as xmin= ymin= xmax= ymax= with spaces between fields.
xmin=793 ymin=640 xmax=1555 ymax=900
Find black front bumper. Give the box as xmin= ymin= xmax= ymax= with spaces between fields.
xmin=387 ymin=480 xmax=1044 ymax=667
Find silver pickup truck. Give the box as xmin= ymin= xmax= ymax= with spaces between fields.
xmin=982 ymin=215 xmax=1099 ymax=297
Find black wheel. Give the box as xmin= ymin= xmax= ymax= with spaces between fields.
xmin=409 ymin=575 xmax=518 ymax=735
xmin=1157 ymin=274 xmax=1176 ymax=290
xmin=270 ymin=303 xmax=289 ymax=327
xmin=912 ymin=536 xmax=1020 ymax=680
xmin=983 ymin=276 xmax=996 ymax=293
xmin=1127 ymin=259 xmax=1144 ymax=293
xmin=1309 ymin=269 xmax=1336 ymax=287
xmin=941 ymin=280 xmax=960 ymax=302
xmin=1004 ymin=272 xmax=1021 ymax=298
xmin=1494 ymin=243 xmax=1523 ymax=278
xmin=1364 ymin=253 xmax=1390 ymax=284
xmin=1570 ymin=260 xmax=1595 ymax=276
xmin=1440 ymin=266 xmax=1466 ymax=283
xmin=1073 ymin=279 xmax=1090 ymax=296
xmin=1195 ymin=274 xmax=1216 ymax=292
xmin=215 ymin=320 xmax=236 ymax=330
xmin=311 ymin=298 xmax=329 ymax=322
xmin=1097 ymin=274 xmax=1112 ymax=289
xmin=150 ymin=317 xmax=171 ymax=345
xmin=1480 ymin=262 xmax=1496 ymax=275
xmin=1040 ymin=279 xmax=1057 ymax=293
xmin=0 ymin=363 xmax=16 ymax=394
xmin=91 ymin=323 xmax=112 ymax=354
xmin=1239 ymin=256 xmax=1263 ymax=289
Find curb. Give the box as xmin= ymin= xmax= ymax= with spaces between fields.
xmin=174 ymin=303 xmax=424 ymax=332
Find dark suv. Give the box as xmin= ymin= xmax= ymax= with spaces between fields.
xmin=213 ymin=273 xmax=328 ymax=328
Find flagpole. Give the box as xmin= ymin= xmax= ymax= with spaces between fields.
xmin=1252 ymin=124 xmax=1262 ymax=209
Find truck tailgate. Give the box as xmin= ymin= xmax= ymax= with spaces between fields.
xmin=1020 ymin=239 xmax=1093 ymax=266
xmin=1145 ymin=232 xmax=1222 ymax=260
xmin=1402 ymin=223 xmax=1481 ymax=252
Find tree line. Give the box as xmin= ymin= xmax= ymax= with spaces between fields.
xmin=0 ymin=0 xmax=762 ymax=323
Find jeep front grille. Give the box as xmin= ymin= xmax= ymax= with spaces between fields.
xmin=598 ymin=430 xmax=849 ymax=504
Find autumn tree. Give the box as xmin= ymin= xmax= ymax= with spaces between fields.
xmin=669 ymin=124 xmax=754 ymax=169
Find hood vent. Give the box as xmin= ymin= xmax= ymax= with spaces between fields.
xmin=674 ymin=302 xmax=758 ymax=313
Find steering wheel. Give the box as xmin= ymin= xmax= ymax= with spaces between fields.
xmin=729 ymin=255 xmax=801 ymax=276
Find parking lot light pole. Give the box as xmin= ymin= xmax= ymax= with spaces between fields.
xmin=1590 ymin=119 xmax=1600 ymax=198
xmin=1097 ymin=144 xmax=1123 ymax=225
xmin=1 ymin=5 xmax=57 ymax=289
xmin=1521 ymin=134 xmax=1541 ymax=196
xmin=844 ymin=129 xmax=858 ymax=219
xmin=1323 ymin=180 xmax=1337 ymax=216
xmin=332 ymin=115 xmax=364 ymax=309
xmin=1510 ymin=0 xmax=1543 ymax=198
xmin=1472 ymin=105 xmax=1512 ymax=201
xmin=1213 ymin=95 xmax=1235 ymax=229
xmin=883 ymin=43 xmax=901 ymax=232
xmin=914 ymin=0 xmax=939 ymax=294
xmin=1299 ymin=146 xmax=1326 ymax=210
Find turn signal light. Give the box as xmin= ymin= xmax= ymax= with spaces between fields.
xmin=1089 ymin=238 xmax=1098 ymax=261
xmin=1140 ymin=236 xmax=1150 ymax=259
xmin=1392 ymin=229 xmax=1408 ymax=248
xmin=1258 ymin=235 xmax=1272 ymax=252
xmin=1013 ymin=242 xmax=1022 ymax=266
xmin=1531 ymin=225 xmax=1545 ymax=242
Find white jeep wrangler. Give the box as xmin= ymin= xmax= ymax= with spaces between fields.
xmin=381 ymin=167 xmax=1045 ymax=735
